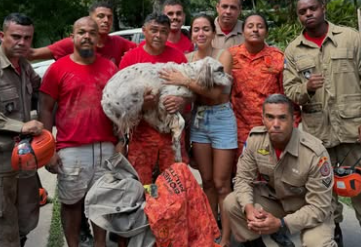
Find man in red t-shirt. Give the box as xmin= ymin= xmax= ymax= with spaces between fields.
xmin=39 ymin=17 xmax=119 ymax=247
xmin=29 ymin=2 xmax=136 ymax=65
xmin=162 ymin=0 xmax=194 ymax=53
xmin=119 ymin=13 xmax=189 ymax=185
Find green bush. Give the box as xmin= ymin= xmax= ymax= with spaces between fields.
xmin=326 ymin=0 xmax=358 ymax=28
xmin=267 ymin=23 xmax=303 ymax=51
xmin=251 ymin=0 xmax=360 ymax=50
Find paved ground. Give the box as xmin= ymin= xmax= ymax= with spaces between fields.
xmin=27 ymin=166 xmax=361 ymax=247
xmin=27 ymin=168 xmax=57 ymax=247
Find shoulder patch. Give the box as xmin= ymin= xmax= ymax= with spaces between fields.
xmin=318 ymin=157 xmax=331 ymax=176
xmin=318 ymin=156 xmax=333 ymax=188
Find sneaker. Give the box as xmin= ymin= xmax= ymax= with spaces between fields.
xmin=79 ymin=224 xmax=94 ymax=247
xmin=79 ymin=235 xmax=94 ymax=247
xmin=334 ymin=223 xmax=343 ymax=247
xmin=270 ymin=230 xmax=295 ymax=247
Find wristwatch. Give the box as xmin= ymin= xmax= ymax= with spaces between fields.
xmin=280 ymin=218 xmax=290 ymax=234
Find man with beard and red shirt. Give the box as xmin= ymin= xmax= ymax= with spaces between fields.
xmin=39 ymin=17 xmax=119 ymax=247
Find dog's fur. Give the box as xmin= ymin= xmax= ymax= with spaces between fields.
xmin=102 ymin=57 xmax=232 ymax=162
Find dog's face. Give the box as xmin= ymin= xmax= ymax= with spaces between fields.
xmin=197 ymin=57 xmax=232 ymax=89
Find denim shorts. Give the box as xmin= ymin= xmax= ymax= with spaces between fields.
xmin=57 ymin=142 xmax=114 ymax=205
xmin=190 ymin=102 xmax=238 ymax=149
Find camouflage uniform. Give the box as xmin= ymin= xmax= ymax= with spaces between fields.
xmin=0 ymin=47 xmax=40 ymax=247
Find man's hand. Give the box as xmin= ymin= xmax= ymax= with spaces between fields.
xmin=45 ymin=153 xmax=62 ymax=174
xmin=115 ymin=141 xmax=127 ymax=155
xmin=21 ymin=120 xmax=44 ymax=135
xmin=247 ymin=210 xmax=282 ymax=235
xmin=245 ymin=203 xmax=267 ymax=223
xmin=162 ymin=95 xmax=185 ymax=114
xmin=142 ymin=88 xmax=158 ymax=111
xmin=306 ymin=74 xmax=324 ymax=92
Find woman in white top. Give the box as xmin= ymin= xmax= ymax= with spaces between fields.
xmin=159 ymin=14 xmax=237 ymax=247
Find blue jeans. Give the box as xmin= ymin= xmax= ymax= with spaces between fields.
xmin=190 ymin=102 xmax=238 ymax=149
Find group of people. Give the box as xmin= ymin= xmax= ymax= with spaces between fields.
xmin=1 ymin=0 xmax=361 ymax=247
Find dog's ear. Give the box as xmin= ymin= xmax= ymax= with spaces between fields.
xmin=197 ymin=59 xmax=214 ymax=89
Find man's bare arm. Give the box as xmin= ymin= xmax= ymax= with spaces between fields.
xmin=39 ymin=92 xmax=56 ymax=131
xmin=28 ymin=47 xmax=54 ymax=61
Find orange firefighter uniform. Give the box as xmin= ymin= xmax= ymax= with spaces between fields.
xmin=230 ymin=44 xmax=285 ymax=158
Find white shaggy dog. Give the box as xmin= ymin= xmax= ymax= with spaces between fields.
xmin=102 ymin=57 xmax=232 ymax=162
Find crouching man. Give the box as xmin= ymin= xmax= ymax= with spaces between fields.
xmin=224 ymin=94 xmax=337 ymax=247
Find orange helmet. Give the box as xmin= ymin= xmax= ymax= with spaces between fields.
xmin=11 ymin=129 xmax=55 ymax=172
xmin=333 ymin=166 xmax=361 ymax=197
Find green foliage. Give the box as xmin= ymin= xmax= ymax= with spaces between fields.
xmin=0 ymin=0 xmax=359 ymax=49
xmin=327 ymin=0 xmax=358 ymax=28
xmin=339 ymin=196 xmax=352 ymax=207
xmin=248 ymin=0 xmax=359 ymax=51
xmin=267 ymin=23 xmax=303 ymax=51
xmin=47 ymin=191 xmax=64 ymax=247
xmin=0 ymin=0 xmax=91 ymax=47
xmin=190 ymin=0 xmax=217 ymax=12
xmin=118 ymin=0 xmax=153 ymax=27
xmin=31 ymin=0 xmax=90 ymax=45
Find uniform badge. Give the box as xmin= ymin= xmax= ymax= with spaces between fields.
xmin=257 ymin=149 xmax=269 ymax=155
xmin=283 ymin=58 xmax=287 ymax=69
xmin=320 ymin=161 xmax=331 ymax=176
xmin=318 ymin=157 xmax=331 ymax=176
xmin=319 ymin=156 xmax=332 ymax=188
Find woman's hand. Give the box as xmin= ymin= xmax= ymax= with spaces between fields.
xmin=159 ymin=68 xmax=190 ymax=87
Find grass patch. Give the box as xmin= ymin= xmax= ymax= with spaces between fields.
xmin=339 ymin=197 xmax=352 ymax=207
xmin=47 ymin=191 xmax=64 ymax=247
